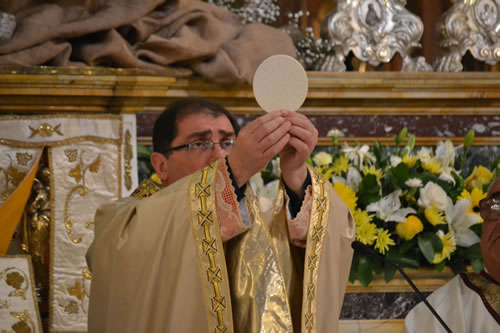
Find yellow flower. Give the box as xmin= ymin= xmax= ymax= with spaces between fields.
xmin=321 ymin=166 xmax=335 ymax=180
xmin=458 ymin=188 xmax=486 ymax=221
xmin=353 ymin=208 xmax=374 ymax=227
xmin=332 ymin=155 xmax=350 ymax=175
xmin=402 ymin=154 xmax=417 ymax=168
xmin=333 ymin=182 xmax=357 ymax=212
xmin=150 ymin=173 xmax=161 ymax=184
xmin=433 ymin=232 xmax=456 ymax=264
xmin=356 ymin=222 xmax=378 ymax=245
xmin=374 ymin=229 xmax=395 ymax=255
xmin=363 ymin=165 xmax=384 ymax=181
xmin=396 ymin=215 xmax=424 ymax=241
xmin=422 ymin=159 xmax=441 ymax=174
xmin=465 ymin=165 xmax=493 ymax=190
xmin=424 ymin=206 xmax=446 ymax=226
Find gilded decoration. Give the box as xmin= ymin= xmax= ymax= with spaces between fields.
xmin=64 ymin=150 xmax=101 ymax=244
xmin=124 ymin=130 xmax=133 ymax=191
xmin=189 ymin=162 xmax=233 ymax=332
xmin=0 ymin=268 xmax=28 ymax=300
xmin=0 ymin=155 xmax=27 ymax=201
xmin=316 ymin=0 xmax=432 ymax=72
xmin=10 ymin=310 xmax=34 ymax=333
xmin=131 ymin=179 xmax=162 ymax=199
xmin=57 ymin=279 xmax=90 ymax=315
xmin=303 ymin=167 xmax=330 ymax=333
xmin=28 ymin=123 xmax=63 ymax=139
xmin=435 ymin=0 xmax=500 ymax=71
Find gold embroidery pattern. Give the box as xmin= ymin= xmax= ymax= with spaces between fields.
xmin=0 ymin=155 xmax=27 ymax=201
xmin=59 ymin=278 xmax=90 ymax=315
xmin=0 ymin=268 xmax=28 ymax=300
xmin=15 ymin=153 xmax=32 ymax=166
xmin=124 ymin=130 xmax=133 ymax=191
xmin=0 ymin=300 xmax=8 ymax=309
xmin=191 ymin=163 xmax=232 ymax=333
xmin=131 ymin=179 xmax=162 ymax=199
xmin=304 ymin=168 xmax=328 ymax=333
xmin=28 ymin=123 xmax=63 ymax=138
xmin=10 ymin=310 xmax=34 ymax=333
xmin=64 ymin=151 xmax=100 ymax=244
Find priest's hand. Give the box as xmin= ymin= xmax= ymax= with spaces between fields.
xmin=280 ymin=111 xmax=318 ymax=198
xmin=228 ymin=110 xmax=291 ymax=188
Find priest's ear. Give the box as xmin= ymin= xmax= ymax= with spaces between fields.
xmin=151 ymin=152 xmax=169 ymax=185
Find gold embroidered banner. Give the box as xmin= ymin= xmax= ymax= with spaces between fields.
xmin=0 ymin=255 xmax=43 ymax=333
xmin=0 ymin=114 xmax=139 ymax=332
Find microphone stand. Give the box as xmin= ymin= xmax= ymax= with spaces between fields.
xmin=351 ymin=241 xmax=452 ymax=333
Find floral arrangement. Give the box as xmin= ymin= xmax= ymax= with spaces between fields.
xmin=259 ymin=128 xmax=499 ymax=286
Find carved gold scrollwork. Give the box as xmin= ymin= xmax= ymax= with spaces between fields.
xmin=28 ymin=123 xmax=63 ymax=138
xmin=316 ymin=0 xmax=432 ymax=72
xmin=124 ymin=130 xmax=133 ymax=191
xmin=63 ymin=150 xmax=100 ymax=244
xmin=435 ymin=0 xmax=500 ymax=71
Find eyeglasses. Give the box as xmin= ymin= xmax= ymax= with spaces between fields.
xmin=479 ymin=191 xmax=500 ymax=220
xmin=166 ymin=139 xmax=235 ymax=154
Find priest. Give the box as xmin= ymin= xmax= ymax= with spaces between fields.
xmin=86 ymin=97 xmax=355 ymax=332
xmin=404 ymin=176 xmax=500 ymax=332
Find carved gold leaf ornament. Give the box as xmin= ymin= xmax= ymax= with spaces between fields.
xmin=124 ymin=130 xmax=133 ymax=190
xmin=28 ymin=123 xmax=63 ymax=138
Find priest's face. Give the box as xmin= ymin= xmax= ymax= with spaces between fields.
xmin=480 ymin=177 xmax=500 ymax=281
xmin=154 ymin=112 xmax=236 ymax=187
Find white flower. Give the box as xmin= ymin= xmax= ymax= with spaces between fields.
xmin=390 ymin=155 xmax=402 ymax=168
xmin=347 ymin=167 xmax=362 ymax=192
xmin=313 ymin=152 xmax=333 ymax=166
xmin=416 ymin=147 xmax=432 ymax=163
xmin=435 ymin=140 xmax=456 ymax=168
xmin=327 ymin=129 xmax=344 ymax=138
xmin=445 ymin=197 xmax=481 ymax=247
xmin=418 ymin=182 xmax=448 ymax=211
xmin=439 ymin=168 xmax=457 ymax=185
xmin=366 ymin=189 xmax=416 ymax=222
xmin=331 ymin=176 xmax=346 ymax=185
xmin=342 ymin=144 xmax=376 ymax=168
xmin=405 ymin=178 xmax=423 ymax=188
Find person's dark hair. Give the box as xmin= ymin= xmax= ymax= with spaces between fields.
xmin=153 ymin=97 xmax=240 ymax=157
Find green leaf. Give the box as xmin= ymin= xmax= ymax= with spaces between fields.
xmin=464 ymin=129 xmax=475 ymax=149
xmin=471 ymin=258 xmax=484 ymax=273
xmin=384 ymin=263 xmax=397 ymax=282
xmin=390 ymin=162 xmax=410 ymax=187
xmin=397 ymin=127 xmax=408 ymax=144
xmin=407 ymin=135 xmax=416 ymax=152
xmin=418 ymin=232 xmax=443 ymax=264
xmin=358 ymin=256 xmax=375 ymax=287
xmin=399 ymin=238 xmax=417 ymax=254
xmin=464 ymin=243 xmax=483 ymax=260
xmin=434 ymin=261 xmax=446 ymax=272
xmin=349 ymin=255 xmax=360 ymax=283
xmin=386 ymin=248 xmax=420 ymax=269
xmin=137 ymin=144 xmax=152 ymax=158
xmin=373 ymin=141 xmax=383 ymax=163
xmin=357 ymin=174 xmax=381 ymax=207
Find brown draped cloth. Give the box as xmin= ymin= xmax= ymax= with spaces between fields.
xmin=0 ymin=0 xmax=296 ymax=84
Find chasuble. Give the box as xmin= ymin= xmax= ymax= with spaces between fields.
xmin=86 ymin=159 xmax=355 ymax=332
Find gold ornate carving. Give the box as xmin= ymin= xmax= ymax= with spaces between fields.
xmin=124 ymin=130 xmax=133 ymax=191
xmin=0 ymin=268 xmax=28 ymax=300
xmin=64 ymin=151 xmax=100 ymax=244
xmin=28 ymin=123 xmax=63 ymax=138
xmin=15 ymin=153 xmax=32 ymax=167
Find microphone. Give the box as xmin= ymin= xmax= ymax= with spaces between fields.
xmin=351 ymin=240 xmax=452 ymax=333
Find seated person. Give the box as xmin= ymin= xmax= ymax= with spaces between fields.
xmin=86 ymin=97 xmax=355 ymax=333
xmin=404 ymin=176 xmax=500 ymax=332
